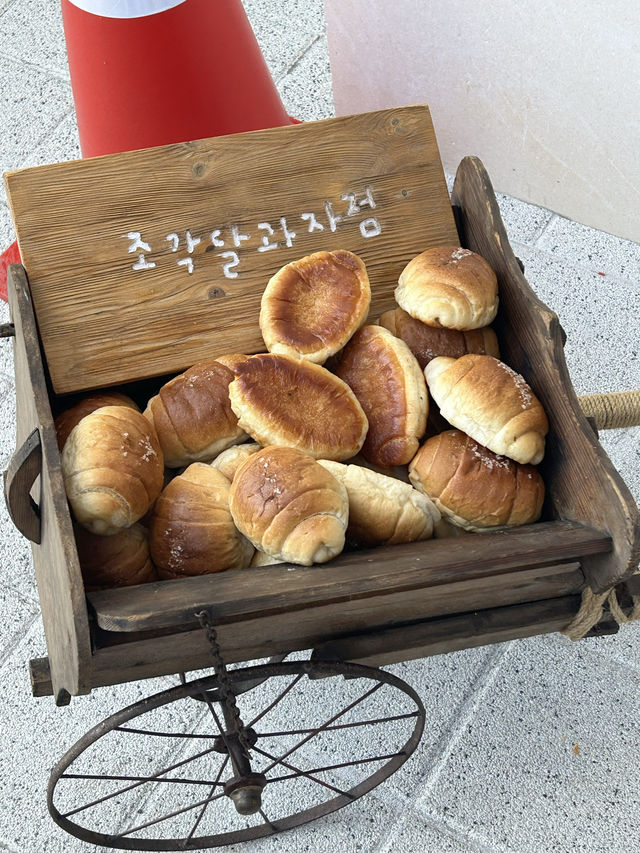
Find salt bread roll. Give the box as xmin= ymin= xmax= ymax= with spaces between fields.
xmin=229 ymin=353 xmax=368 ymax=461
xmin=149 ymin=464 xmax=254 ymax=579
xmin=318 ymin=460 xmax=440 ymax=547
xmin=55 ymin=392 xmax=139 ymax=451
xmin=74 ymin=523 xmax=157 ymax=590
xmin=215 ymin=353 xmax=251 ymax=373
xmin=229 ymin=446 xmax=349 ymax=565
xmin=335 ymin=325 xmax=427 ymax=467
xmin=62 ymin=406 xmax=164 ymax=535
xmin=378 ymin=307 xmax=499 ymax=369
xmin=408 ymin=430 xmax=545 ymax=532
xmin=260 ymin=250 xmax=371 ymax=363
xmin=396 ymin=246 xmax=498 ymax=330
xmin=211 ymin=442 xmax=261 ymax=481
xmin=145 ymin=361 xmax=245 ymax=468
xmin=424 ymin=354 xmax=548 ymax=465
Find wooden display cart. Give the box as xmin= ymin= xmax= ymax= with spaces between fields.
xmin=3 ymin=106 xmax=639 ymax=849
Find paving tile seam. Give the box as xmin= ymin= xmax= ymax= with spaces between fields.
xmin=543 ymin=630 xmax=640 ymax=678
xmin=416 ymin=803 xmax=516 ymax=853
xmin=9 ymin=107 xmax=79 ymax=176
xmin=275 ymin=32 xmax=325 ymax=83
xmin=0 ymin=608 xmax=39 ymax=672
xmin=0 ymin=0 xmax=18 ymax=19
xmin=0 ymin=50 xmax=71 ymax=85
xmin=531 ymin=211 xmax=560 ymax=245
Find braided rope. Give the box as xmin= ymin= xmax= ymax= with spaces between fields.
xmin=562 ymin=581 xmax=640 ymax=641
xmin=578 ymin=390 xmax=640 ymax=430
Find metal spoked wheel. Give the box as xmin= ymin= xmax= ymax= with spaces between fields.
xmin=48 ymin=660 xmax=425 ymax=850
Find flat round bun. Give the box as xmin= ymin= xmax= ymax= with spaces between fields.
xmin=395 ymin=246 xmax=498 ymax=330
xmin=215 ymin=353 xmax=251 ymax=373
xmin=62 ymin=406 xmax=164 ymax=535
xmin=144 ymin=361 xmax=246 ymax=468
xmin=335 ymin=325 xmax=427 ymax=467
xmin=318 ymin=460 xmax=440 ymax=547
xmin=228 ymin=353 xmax=368 ymax=461
xmin=260 ymin=250 xmax=371 ymax=363
xmin=55 ymin=392 xmax=139 ymax=451
xmin=424 ymin=354 xmax=548 ymax=465
xmin=408 ymin=430 xmax=545 ymax=531
xmin=149 ymin=463 xmax=254 ymax=579
xmin=378 ymin=307 xmax=499 ymax=369
xmin=211 ymin=442 xmax=261 ymax=481
xmin=229 ymin=446 xmax=349 ymax=565
xmin=74 ymin=522 xmax=157 ymax=590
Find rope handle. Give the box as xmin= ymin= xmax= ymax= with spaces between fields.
xmin=578 ymin=390 xmax=640 ymax=430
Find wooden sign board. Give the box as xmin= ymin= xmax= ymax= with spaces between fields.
xmin=5 ymin=105 xmax=458 ymax=394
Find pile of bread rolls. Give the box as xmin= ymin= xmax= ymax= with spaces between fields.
xmin=57 ymin=246 xmax=549 ymax=590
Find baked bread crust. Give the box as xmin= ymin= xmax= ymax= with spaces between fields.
xmin=55 ymin=392 xmax=139 ymax=451
xmin=318 ymin=460 xmax=440 ymax=546
xmin=228 ymin=353 xmax=368 ymax=461
xmin=260 ymin=249 xmax=371 ymax=363
xmin=335 ymin=325 xmax=427 ymax=467
xmin=424 ymin=354 xmax=549 ymax=464
xmin=62 ymin=405 xmax=164 ymax=535
xmin=144 ymin=361 xmax=246 ymax=468
xmin=211 ymin=442 xmax=261 ymax=481
xmin=395 ymin=246 xmax=498 ymax=330
xmin=378 ymin=307 xmax=499 ymax=369
xmin=149 ymin=463 xmax=254 ymax=579
xmin=408 ymin=429 xmax=545 ymax=531
xmin=74 ymin=522 xmax=157 ymax=590
xmin=229 ymin=446 xmax=349 ymax=565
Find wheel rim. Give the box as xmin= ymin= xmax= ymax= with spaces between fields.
xmin=48 ymin=660 xmax=425 ymax=850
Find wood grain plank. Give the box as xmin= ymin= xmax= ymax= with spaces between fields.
xmin=8 ymin=265 xmax=93 ymax=704
xmin=452 ymin=156 xmax=640 ymax=592
xmin=5 ymin=106 xmax=458 ymax=393
xmin=87 ymin=520 xmax=606 ymax=633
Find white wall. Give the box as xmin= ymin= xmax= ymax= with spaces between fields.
xmin=324 ymin=0 xmax=640 ymax=242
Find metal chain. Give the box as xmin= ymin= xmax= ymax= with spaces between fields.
xmin=195 ymin=609 xmax=252 ymax=759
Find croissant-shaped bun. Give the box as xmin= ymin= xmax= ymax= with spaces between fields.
xmin=144 ymin=361 xmax=246 ymax=468
xmin=74 ymin=522 xmax=157 ymax=590
xmin=229 ymin=446 xmax=349 ymax=565
xmin=378 ymin=307 xmax=500 ymax=369
xmin=259 ymin=249 xmax=371 ymax=363
xmin=335 ymin=325 xmax=427 ymax=467
xmin=424 ymin=354 xmax=548 ymax=465
xmin=210 ymin=442 xmax=261 ymax=481
xmin=395 ymin=246 xmax=498 ymax=330
xmin=318 ymin=460 xmax=440 ymax=547
xmin=408 ymin=430 xmax=545 ymax=531
xmin=149 ymin=464 xmax=254 ymax=579
xmin=62 ymin=406 xmax=164 ymax=535
xmin=55 ymin=392 xmax=139 ymax=451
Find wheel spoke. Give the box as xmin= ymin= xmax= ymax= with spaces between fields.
xmin=257 ymin=710 xmax=420 ymax=738
xmin=62 ymin=773 xmax=224 ymax=787
xmin=247 ymin=672 xmax=305 ymax=728
xmin=115 ymin=726 xmax=216 ymax=740
xmin=116 ymin=790 xmax=227 ymax=838
xmin=252 ymin=745 xmax=353 ymax=799
xmin=263 ymin=750 xmax=407 ymax=782
xmin=183 ymin=756 xmax=229 ymax=845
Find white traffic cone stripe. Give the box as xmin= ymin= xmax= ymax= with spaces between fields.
xmin=66 ymin=0 xmax=187 ymax=18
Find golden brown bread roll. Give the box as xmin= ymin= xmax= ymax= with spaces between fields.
xmin=395 ymin=246 xmax=498 ymax=330
xmin=424 ymin=354 xmax=548 ymax=465
xmin=229 ymin=446 xmax=349 ymax=565
xmin=259 ymin=250 xmax=371 ymax=363
xmin=378 ymin=307 xmax=500 ymax=369
xmin=55 ymin=392 xmax=139 ymax=451
xmin=62 ymin=406 xmax=164 ymax=535
xmin=318 ymin=460 xmax=440 ymax=547
xmin=74 ymin=522 xmax=157 ymax=590
xmin=408 ymin=429 xmax=545 ymax=531
xmin=211 ymin=442 xmax=261 ymax=481
xmin=250 ymin=550 xmax=285 ymax=567
xmin=228 ymin=353 xmax=368 ymax=461
xmin=215 ymin=353 xmax=251 ymax=373
xmin=149 ymin=463 xmax=254 ymax=579
xmin=335 ymin=325 xmax=427 ymax=467
xmin=144 ymin=361 xmax=246 ymax=468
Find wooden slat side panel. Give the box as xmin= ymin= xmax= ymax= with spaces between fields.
xmin=452 ymin=157 xmax=640 ymax=592
xmin=87 ymin=520 xmax=607 ymax=633
xmin=5 ymin=106 xmax=459 ymax=393
xmin=312 ymin=596 xmax=583 ymax=668
xmin=7 ymin=265 xmax=92 ymax=701
xmin=84 ymin=561 xmax=584 ymax=690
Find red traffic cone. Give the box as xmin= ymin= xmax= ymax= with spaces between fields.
xmin=61 ymin=0 xmax=295 ymax=157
